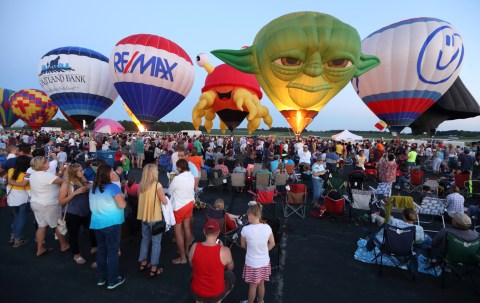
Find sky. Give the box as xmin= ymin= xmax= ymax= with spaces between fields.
xmin=1 ymin=0 xmax=479 ymax=133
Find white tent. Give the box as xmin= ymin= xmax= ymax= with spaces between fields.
xmin=331 ymin=130 xmax=363 ymax=142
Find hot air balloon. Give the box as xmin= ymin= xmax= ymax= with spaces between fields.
xmin=38 ymin=46 xmax=118 ymax=129
xmin=10 ymin=89 xmax=58 ymax=130
xmin=110 ymin=34 xmax=194 ymax=129
xmin=410 ymin=77 xmax=480 ymax=135
xmin=122 ymin=101 xmax=144 ymax=132
xmin=192 ymin=53 xmax=272 ymax=134
xmin=212 ymin=12 xmax=379 ymax=136
xmin=352 ymin=17 xmax=464 ymax=133
xmin=61 ymin=110 xmax=82 ymax=130
xmin=0 ymin=88 xmax=20 ymax=128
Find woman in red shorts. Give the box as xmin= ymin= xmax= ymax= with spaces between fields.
xmin=168 ymin=159 xmax=195 ymax=264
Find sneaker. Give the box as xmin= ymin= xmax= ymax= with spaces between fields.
xmin=97 ymin=279 xmax=107 ymax=287
xmin=394 ymin=185 xmax=400 ymax=189
xmin=107 ymin=276 xmax=125 ymax=290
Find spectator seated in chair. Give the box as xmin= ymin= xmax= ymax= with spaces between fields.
xmin=233 ymin=162 xmax=246 ymax=174
xmin=214 ymin=199 xmax=240 ymax=232
xmin=256 ymin=163 xmax=272 ymax=179
xmin=213 ymin=158 xmax=230 ymax=177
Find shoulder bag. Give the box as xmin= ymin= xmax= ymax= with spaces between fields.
xmin=151 ymin=182 xmax=166 ymax=236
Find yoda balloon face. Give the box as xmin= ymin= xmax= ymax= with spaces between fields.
xmin=212 ymin=12 xmax=380 ymax=134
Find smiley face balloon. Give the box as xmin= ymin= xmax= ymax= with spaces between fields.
xmin=351 ymin=17 xmax=464 ymax=133
xmin=212 ymin=12 xmax=380 ymax=135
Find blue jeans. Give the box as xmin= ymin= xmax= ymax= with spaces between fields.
xmin=95 ymin=224 xmax=121 ymax=284
xmin=138 ymin=222 xmax=163 ymax=266
xmin=312 ymin=177 xmax=324 ymax=203
xmin=11 ymin=203 xmax=28 ymax=240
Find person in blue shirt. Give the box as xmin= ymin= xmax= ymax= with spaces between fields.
xmin=269 ymin=155 xmax=280 ymax=173
xmin=89 ymin=164 xmax=127 ymax=290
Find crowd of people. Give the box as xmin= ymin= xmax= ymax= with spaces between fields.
xmin=1 ymin=129 xmax=479 ymax=301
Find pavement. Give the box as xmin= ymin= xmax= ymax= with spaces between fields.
xmin=1 ymin=167 xmax=479 ymax=303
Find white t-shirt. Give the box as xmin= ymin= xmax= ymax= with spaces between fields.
xmin=241 ymin=223 xmax=272 ymax=268
xmin=168 ymin=171 xmax=194 ymax=211
xmin=28 ymin=171 xmax=59 ymax=206
xmin=57 ymin=151 xmax=67 ymax=163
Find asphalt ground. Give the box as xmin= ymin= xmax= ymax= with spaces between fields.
xmin=0 ymin=167 xmax=478 ymax=303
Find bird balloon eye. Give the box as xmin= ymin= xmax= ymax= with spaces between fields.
xmin=274 ymin=57 xmax=302 ymax=66
xmin=327 ymin=59 xmax=352 ymax=68
xmin=196 ymin=53 xmax=209 ymax=67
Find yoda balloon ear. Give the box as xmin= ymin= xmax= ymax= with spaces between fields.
xmin=354 ymin=53 xmax=381 ymax=77
xmin=211 ymin=47 xmax=259 ymax=74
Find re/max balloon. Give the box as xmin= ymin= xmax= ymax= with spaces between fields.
xmin=0 ymin=88 xmax=20 ymax=128
xmin=10 ymin=89 xmax=58 ymax=130
xmin=110 ymin=34 xmax=194 ymax=128
xmin=352 ymin=18 xmax=464 ymax=133
xmin=122 ymin=101 xmax=144 ymax=132
xmin=38 ymin=47 xmax=118 ymax=129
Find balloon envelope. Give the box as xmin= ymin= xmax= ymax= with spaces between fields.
xmin=0 ymin=88 xmax=20 ymax=127
xmin=110 ymin=34 xmax=194 ymax=126
xmin=38 ymin=46 xmax=118 ymax=125
xmin=122 ymin=101 xmax=144 ymax=132
xmin=410 ymin=77 xmax=480 ymax=135
xmin=10 ymin=89 xmax=58 ymax=130
xmin=352 ymin=18 xmax=464 ymax=133
xmin=94 ymin=118 xmax=125 ymax=134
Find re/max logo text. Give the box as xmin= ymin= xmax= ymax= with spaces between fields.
xmin=113 ymin=51 xmax=177 ymax=82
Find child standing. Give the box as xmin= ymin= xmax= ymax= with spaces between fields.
xmin=240 ymin=202 xmax=275 ymax=303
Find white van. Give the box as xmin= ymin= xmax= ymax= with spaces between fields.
xmin=178 ymin=130 xmax=202 ymax=137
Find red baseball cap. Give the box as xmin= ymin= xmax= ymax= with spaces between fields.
xmin=204 ymin=219 xmax=220 ymax=233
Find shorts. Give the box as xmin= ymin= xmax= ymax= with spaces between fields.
xmin=30 ymin=203 xmax=62 ymax=228
xmin=191 ymin=271 xmax=236 ymax=303
xmin=242 ymin=263 xmax=271 ymax=284
xmin=174 ymin=202 xmax=194 ymax=224
xmin=407 ymin=162 xmax=416 ymax=167
xmin=137 ymin=153 xmax=145 ymax=160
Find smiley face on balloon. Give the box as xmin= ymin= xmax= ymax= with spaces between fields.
xmin=212 ymin=12 xmax=380 ymax=134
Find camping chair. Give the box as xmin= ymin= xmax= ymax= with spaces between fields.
xmin=284 ymin=183 xmax=307 ymax=219
xmin=455 ymin=172 xmax=470 ymax=195
xmin=383 ymin=196 xmax=420 ymax=225
xmin=347 ymin=171 xmax=366 ymax=194
xmin=370 ymin=224 xmax=417 ymax=282
xmin=405 ymin=170 xmax=424 ymax=194
xmin=465 ymin=180 xmax=480 ymax=199
xmin=210 ymin=169 xmax=229 ymax=190
xmin=248 ymin=185 xmax=276 ymax=219
xmin=255 ymin=173 xmax=271 ymax=189
xmin=417 ymin=197 xmax=446 ymax=233
xmin=285 ymin=163 xmax=300 ymax=183
xmin=274 ymin=173 xmax=289 ymax=196
xmin=230 ymin=173 xmax=246 ymax=194
xmin=206 ymin=204 xmax=227 ymax=243
xmin=364 ymin=162 xmax=377 ymax=181
xmin=252 ymin=163 xmax=263 ymax=176
xmin=324 ymin=190 xmax=345 ymax=222
xmin=345 ymin=189 xmax=373 ymax=220
xmin=300 ymin=172 xmax=313 ymax=194
xmin=327 ymin=173 xmax=346 ymax=196
xmin=199 ymin=168 xmax=209 ymax=188
xmin=440 ymin=233 xmax=480 ymax=293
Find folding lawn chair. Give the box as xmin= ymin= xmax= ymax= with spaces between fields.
xmin=345 ymin=189 xmax=373 ymax=220
xmin=327 ymin=173 xmax=346 ymax=196
xmin=284 ymin=183 xmax=307 ymax=219
xmin=206 ymin=204 xmax=227 ymax=243
xmin=230 ymin=173 xmax=246 ymax=194
xmin=347 ymin=171 xmax=366 ymax=192
xmin=405 ymin=170 xmax=424 ymax=194
xmin=417 ymin=197 xmax=446 ymax=233
xmin=255 ymin=172 xmax=271 ymax=189
xmin=440 ymin=233 xmax=480 ymax=293
xmin=465 ymin=180 xmax=480 ymax=199
xmin=252 ymin=163 xmax=263 ymax=176
xmin=274 ymin=173 xmax=289 ymax=196
xmin=199 ymin=168 xmax=209 ymax=188
xmin=455 ymin=172 xmax=470 ymax=195
xmin=369 ymin=224 xmax=417 ymax=282
xmin=249 ymin=185 xmax=276 ymax=219
xmin=324 ymin=190 xmax=345 ymax=222
xmin=210 ymin=169 xmax=229 ymax=190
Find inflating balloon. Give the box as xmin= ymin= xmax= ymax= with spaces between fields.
xmin=192 ymin=53 xmax=272 ymax=134
xmin=38 ymin=46 xmax=118 ymax=127
xmin=212 ymin=12 xmax=379 ymax=136
xmin=410 ymin=77 xmax=480 ymax=135
xmin=110 ymin=34 xmax=194 ymax=129
xmin=122 ymin=101 xmax=144 ymax=132
xmin=10 ymin=89 xmax=58 ymax=130
xmin=0 ymin=88 xmax=20 ymax=128
xmin=352 ymin=17 xmax=464 ymax=133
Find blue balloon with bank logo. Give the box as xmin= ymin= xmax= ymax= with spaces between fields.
xmin=38 ymin=46 xmax=118 ymax=129
xmin=109 ymin=34 xmax=195 ymax=129
xmin=352 ymin=18 xmax=464 ymax=133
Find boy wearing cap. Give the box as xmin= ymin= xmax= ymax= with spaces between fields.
xmin=431 ymin=212 xmax=479 ymax=257
xmin=189 ymin=219 xmax=235 ymax=303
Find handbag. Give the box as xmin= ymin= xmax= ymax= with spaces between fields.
xmin=151 ymin=182 xmax=166 ymax=236
xmin=57 ymin=193 xmax=69 ymax=236
xmin=0 ymin=187 xmax=13 ymax=208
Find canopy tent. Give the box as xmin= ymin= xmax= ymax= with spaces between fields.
xmin=331 ymin=130 xmax=363 ymax=142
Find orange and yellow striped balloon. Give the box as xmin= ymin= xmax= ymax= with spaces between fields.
xmin=10 ymin=89 xmax=58 ymax=130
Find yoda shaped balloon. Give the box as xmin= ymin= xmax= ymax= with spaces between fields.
xmin=212 ymin=11 xmax=380 ymax=135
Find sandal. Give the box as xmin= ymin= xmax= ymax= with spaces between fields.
xmin=73 ymin=255 xmax=86 ymax=265
xmin=37 ymin=247 xmax=54 ymax=257
xmin=171 ymin=258 xmax=187 ymax=265
xmin=139 ymin=261 xmax=149 ymax=271
xmin=13 ymin=238 xmax=29 ymax=248
xmin=149 ymin=266 xmax=163 ymax=277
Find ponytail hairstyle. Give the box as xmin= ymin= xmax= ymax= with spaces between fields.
xmin=247 ymin=201 xmax=263 ymax=218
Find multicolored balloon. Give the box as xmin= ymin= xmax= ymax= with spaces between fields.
xmin=38 ymin=46 xmax=118 ymax=127
xmin=110 ymin=34 xmax=194 ymax=128
xmin=212 ymin=12 xmax=380 ymax=136
xmin=0 ymin=88 xmax=20 ymax=128
xmin=10 ymin=89 xmax=58 ymax=130
xmin=352 ymin=17 xmax=464 ymax=133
